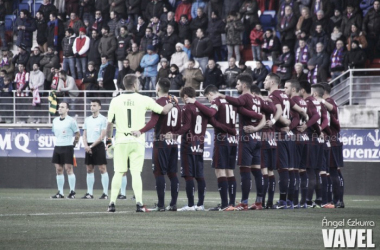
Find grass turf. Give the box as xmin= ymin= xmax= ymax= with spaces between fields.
xmin=0 ymin=189 xmax=379 ymax=250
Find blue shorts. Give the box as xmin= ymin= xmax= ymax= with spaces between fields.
xmin=321 ymin=141 xmax=331 ymax=173
xmin=261 ymin=147 xmax=277 ymax=170
xmin=237 ymin=134 xmax=261 ymax=166
xmin=307 ymin=134 xmax=321 ymax=169
xmin=276 ymin=131 xmax=295 ymax=169
xmin=316 ymin=138 xmax=326 ymax=170
xmin=212 ymin=139 xmax=237 ymax=169
xmin=330 ymin=145 xmax=344 ymax=168
xmin=294 ymin=133 xmax=309 ymax=170
xmin=152 ymin=146 xmax=178 ymax=175
xmin=180 ymin=145 xmax=204 ymax=178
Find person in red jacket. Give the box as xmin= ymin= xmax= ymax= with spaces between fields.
xmin=175 ymin=0 xmax=192 ymax=22
xmin=249 ymin=23 xmax=264 ymax=61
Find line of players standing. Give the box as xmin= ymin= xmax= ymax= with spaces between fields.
xmin=146 ymin=72 xmax=344 ymax=211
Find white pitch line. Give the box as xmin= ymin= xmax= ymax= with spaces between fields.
xmin=352 ymin=200 xmax=375 ymax=202
xmin=0 ymin=211 xmax=135 ymax=217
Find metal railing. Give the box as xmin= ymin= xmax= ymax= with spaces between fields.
xmin=329 ymin=68 xmax=380 ymax=106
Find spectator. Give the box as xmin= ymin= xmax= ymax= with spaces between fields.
xmin=47 ymin=13 xmax=65 ymax=52
xmin=341 ymin=4 xmax=362 ymax=39
xmin=115 ymin=26 xmax=133 ymax=71
xmin=278 ymin=5 xmax=297 ymax=51
xmin=14 ymin=63 xmax=29 ymax=98
xmin=66 ymin=0 xmax=79 ymax=17
xmin=311 ymin=10 xmax=330 ymax=33
xmin=83 ymin=61 xmax=98 ymax=93
xmin=277 ymin=0 xmax=300 ymax=20
xmin=329 ymin=8 xmax=343 ymax=31
xmin=190 ymin=8 xmax=208 ymax=39
xmin=140 ymin=45 xmax=159 ymax=93
xmin=240 ymin=0 xmax=260 ymax=44
xmin=182 ymin=59 xmax=204 ymax=91
xmin=161 ymin=11 xmax=177 ymax=33
xmin=148 ymin=15 xmax=164 ymax=37
xmin=0 ymin=0 xmax=6 ymax=49
xmin=0 ymin=49 xmax=14 ymax=76
xmin=65 ymin=12 xmax=84 ymax=36
xmin=108 ymin=11 xmax=131 ymax=38
xmin=95 ymin=0 xmax=109 ymax=24
xmin=12 ymin=45 xmax=30 ymax=71
xmin=88 ymin=29 xmax=101 ymax=69
xmin=160 ymin=24 xmax=179 ymax=61
xmin=98 ymin=25 xmax=117 ymax=64
xmin=261 ymin=28 xmax=281 ymax=61
xmin=307 ymin=42 xmax=329 ymax=83
xmin=49 ymin=66 xmax=62 ymax=90
xmin=251 ymin=60 xmax=268 ymax=89
xmin=207 ymin=10 xmax=225 ymax=62
xmin=0 ymin=76 xmax=13 ymax=97
xmin=274 ymin=45 xmax=295 ymax=86
xmin=191 ymin=0 xmax=207 ymax=19
xmin=343 ymin=40 xmax=366 ymax=71
xmin=309 ymin=24 xmax=329 ymax=55
xmin=330 ymin=39 xmax=345 ymax=80
xmin=223 ymin=57 xmax=241 ymax=90
xmin=362 ymin=0 xmax=380 ymax=59
xmin=311 ymin=0 xmax=332 ymax=18
xmin=35 ymin=11 xmax=48 ymax=53
xmin=292 ymin=62 xmax=308 ymax=82
xmin=207 ymin=0 xmax=223 ymax=21
xmin=168 ymin=64 xmax=184 ymax=94
xmin=178 ymin=14 xmax=192 ymax=42
xmin=295 ymin=7 xmax=313 ymax=39
xmin=109 ymin=0 xmax=126 ymax=19
xmin=40 ymin=47 xmax=60 ymax=88
xmin=61 ymin=28 xmax=77 ymax=79
xmin=14 ymin=9 xmax=36 ymax=51
xmin=79 ymin=0 xmax=96 ymax=25
xmin=57 ymin=69 xmax=79 ymax=99
xmin=38 ymin=0 xmax=58 ymax=21
xmin=97 ymin=55 xmax=116 ymax=95
xmin=175 ymin=0 xmax=192 ymax=22
xmin=134 ymin=16 xmax=148 ymax=45
xmin=73 ymin=27 xmax=90 ymax=79
xmin=239 ymin=60 xmax=253 ymax=75
xmin=140 ymin=27 xmax=160 ymax=53
xmin=29 ymin=63 xmax=45 ymax=92
xmin=346 ymin=24 xmax=367 ymax=51
xmin=116 ymin=59 xmax=135 ymax=90
xmin=225 ymin=11 xmax=244 ymax=63
xmin=126 ymin=0 xmax=140 ymax=25
xmin=157 ymin=58 xmax=170 ymax=81
xmin=27 ymin=47 xmax=43 ymax=72
xmin=191 ymin=28 xmax=212 ymax=73
xmin=250 ymin=23 xmax=264 ymax=61
xmin=127 ymin=43 xmax=145 ymax=71
xmin=223 ymin=0 xmax=243 ymax=19
xmin=145 ymin=0 xmax=164 ymax=21
xmin=183 ymin=39 xmax=192 ymax=59
xmin=91 ymin=10 xmax=104 ymax=35
xmin=329 ymin=26 xmax=345 ymax=53
xmin=295 ymin=38 xmax=310 ymax=70
xmin=170 ymin=43 xmax=189 ymax=73
xmin=203 ymin=59 xmax=224 ymax=89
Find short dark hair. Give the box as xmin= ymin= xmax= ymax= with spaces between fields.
xmin=101 ymin=55 xmax=108 ymax=60
xmin=91 ymin=99 xmax=101 ymax=106
xmin=59 ymin=70 xmax=67 ymax=77
xmin=237 ymin=74 xmax=253 ymax=88
xmin=311 ymin=83 xmax=325 ymax=97
xmin=250 ymin=84 xmax=261 ymax=95
xmin=203 ymin=85 xmax=219 ymax=96
xmin=0 ymin=69 xmax=7 ymax=74
xmin=102 ymin=25 xmax=110 ymax=32
xmin=320 ymin=82 xmax=331 ymax=94
xmin=188 ymin=59 xmax=195 ymax=63
xmin=146 ymin=27 xmax=153 ymax=32
xmin=180 ymin=86 xmax=196 ymax=98
xmin=299 ymin=80 xmax=311 ymax=94
xmin=123 ymin=74 xmax=138 ymax=90
xmin=286 ymin=79 xmax=301 ymax=92
xmin=267 ymin=72 xmax=281 ymax=85
xmin=157 ymin=78 xmax=171 ymax=94
xmin=60 ymin=102 xmax=70 ymax=109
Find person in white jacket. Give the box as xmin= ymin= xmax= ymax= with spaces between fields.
xmin=73 ymin=27 xmax=90 ymax=79
xmin=57 ymin=70 xmax=79 ymax=100
xmin=170 ymin=43 xmax=189 ymax=73
xmin=29 ymin=63 xmax=45 ymax=91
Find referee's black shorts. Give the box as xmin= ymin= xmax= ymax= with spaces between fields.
xmin=85 ymin=142 xmax=107 ymax=165
xmin=52 ymin=146 xmax=74 ymax=165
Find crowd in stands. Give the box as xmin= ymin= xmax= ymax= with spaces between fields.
xmin=0 ymin=0 xmax=380 ymax=98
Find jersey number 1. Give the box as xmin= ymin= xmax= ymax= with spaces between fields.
xmin=127 ymin=109 xmax=132 ymax=128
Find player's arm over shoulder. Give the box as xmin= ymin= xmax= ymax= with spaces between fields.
xmin=144 ymin=95 xmax=173 ymax=115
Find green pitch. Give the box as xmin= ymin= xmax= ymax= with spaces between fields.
xmin=0 ymin=189 xmax=379 ymax=250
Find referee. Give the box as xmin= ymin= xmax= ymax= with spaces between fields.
xmin=106 ymin=74 xmax=175 ymax=212
xmin=82 ymin=99 xmax=109 ymax=199
xmin=51 ymin=102 xmax=80 ymax=199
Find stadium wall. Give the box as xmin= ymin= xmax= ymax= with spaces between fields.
xmin=0 ymin=158 xmax=379 ymax=196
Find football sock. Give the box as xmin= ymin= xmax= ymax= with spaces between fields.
xmin=327 ymin=175 xmax=333 ymax=203
xmin=320 ymin=173 xmax=328 ymax=205
xmin=130 ymin=168 xmax=144 ymax=205
xmin=329 ymin=168 xmax=340 ymax=203
xmin=185 ymin=177 xmax=195 ymax=207
xmin=56 ymin=174 xmax=64 ymax=195
xmin=227 ymin=176 xmax=237 ymax=206
xmin=293 ymin=171 xmax=300 ymax=205
xmin=287 ymin=170 xmax=295 ymax=202
xmin=101 ymin=172 xmax=109 ymax=195
xmin=196 ymin=177 xmax=206 ymax=206
xmin=168 ymin=173 xmax=179 ymax=206
xmin=86 ymin=173 xmax=95 ymax=195
xmin=251 ymin=168 xmax=263 ymax=203
xmin=155 ymin=175 xmax=166 ymax=208
xmin=314 ymin=169 xmax=322 ymax=201
xmin=306 ymin=168 xmax=316 ymax=203
xmin=267 ymin=175 xmax=276 ymax=206
xmin=338 ymin=169 xmax=344 ymax=202
xmin=217 ymin=177 xmax=229 ymax=208
xmin=110 ymin=171 xmax=123 ymax=204
xmin=300 ymin=171 xmax=308 ymax=204
xmin=278 ymin=169 xmax=289 ymax=201
xmin=68 ymin=173 xmax=76 ymax=191
xmin=262 ymin=174 xmax=269 ymax=206
xmin=120 ymin=175 xmax=127 ymax=196
xmin=240 ymin=167 xmax=251 ymax=204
